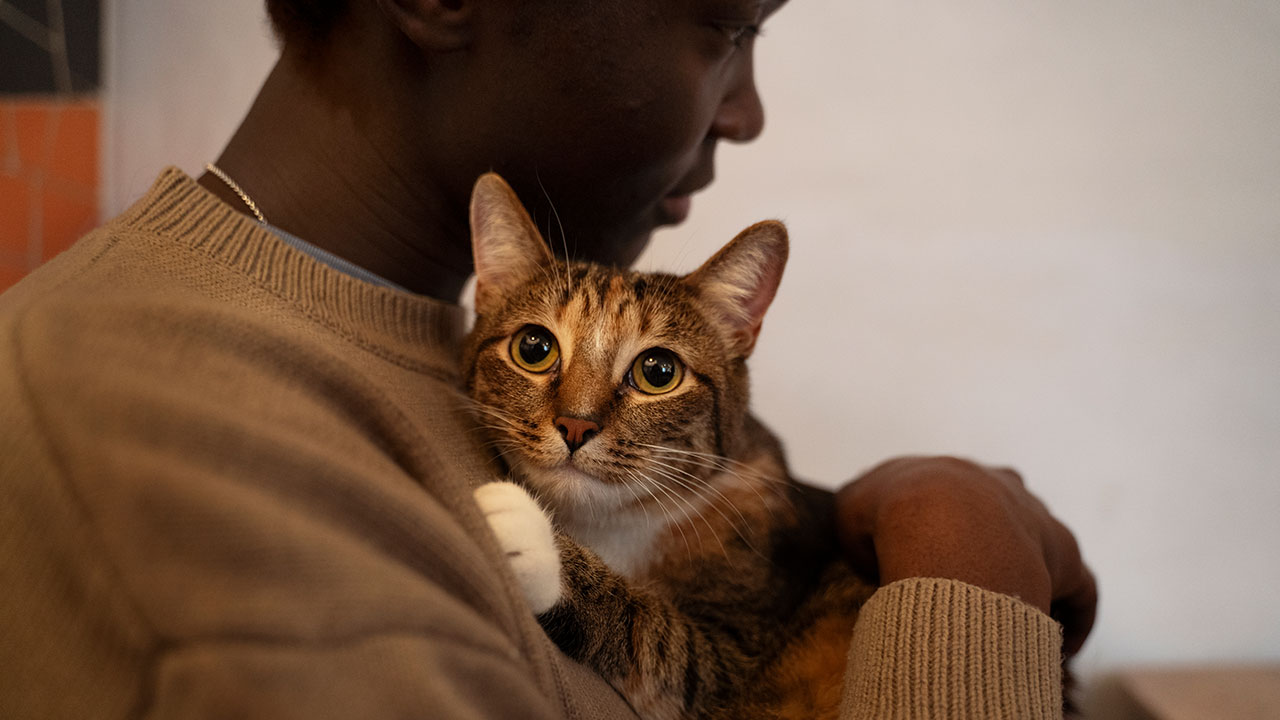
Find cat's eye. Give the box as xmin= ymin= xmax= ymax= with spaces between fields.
xmin=630 ymin=348 xmax=683 ymax=395
xmin=510 ymin=325 xmax=559 ymax=373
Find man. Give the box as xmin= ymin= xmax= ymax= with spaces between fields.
xmin=0 ymin=0 xmax=1095 ymax=717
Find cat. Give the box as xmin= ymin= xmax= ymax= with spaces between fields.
xmin=463 ymin=173 xmax=875 ymax=720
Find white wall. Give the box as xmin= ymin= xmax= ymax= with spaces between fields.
xmin=660 ymin=0 xmax=1280 ymax=686
xmin=105 ymin=0 xmax=1280 ymax=694
xmin=102 ymin=0 xmax=278 ymax=213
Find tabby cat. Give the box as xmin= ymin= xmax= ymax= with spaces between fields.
xmin=464 ymin=173 xmax=875 ymax=720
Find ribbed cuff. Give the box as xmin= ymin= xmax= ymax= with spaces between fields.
xmin=842 ymin=578 xmax=1063 ymax=720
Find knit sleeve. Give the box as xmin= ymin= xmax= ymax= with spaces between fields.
xmin=0 ymin=274 xmax=575 ymax=719
xmin=840 ymin=578 xmax=1064 ymax=720
xmin=143 ymin=635 xmax=563 ymax=719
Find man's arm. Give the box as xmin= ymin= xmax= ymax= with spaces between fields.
xmin=836 ymin=457 xmax=1096 ymax=645
xmin=835 ymin=457 xmax=1096 ymax=718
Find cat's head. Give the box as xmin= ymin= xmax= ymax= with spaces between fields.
xmin=462 ymin=174 xmax=787 ymax=522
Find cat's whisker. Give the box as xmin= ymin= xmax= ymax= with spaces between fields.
xmin=536 ymin=253 xmax=568 ymax=300
xmin=639 ymin=444 xmax=791 ymax=509
xmin=635 ymin=470 xmax=706 ymax=556
xmin=535 ymin=170 xmax=573 ymax=296
xmin=642 ymin=460 xmax=729 ymax=516
xmin=468 ymin=413 xmax=546 ymax=448
xmin=643 ymin=463 xmax=760 ymax=563
xmin=483 ymin=441 xmax=525 ymax=468
xmin=473 ymin=437 xmax=515 ymax=453
xmin=625 ymin=469 xmax=691 ymax=562
xmin=639 ymin=472 xmax=703 ymax=548
xmin=462 ymin=398 xmax=526 ymax=422
xmin=463 ymin=404 xmax=533 ymax=435
xmin=644 ymin=467 xmax=730 ymax=552
xmin=468 ymin=415 xmax=525 ymax=435
xmin=648 ymin=445 xmax=794 ymax=501
xmin=473 ymin=422 xmax=534 ymax=446
xmin=643 ymin=459 xmax=765 ymax=559
xmin=617 ymin=472 xmax=652 ymax=530
xmin=638 ymin=471 xmax=727 ymax=563
xmin=634 ymin=443 xmax=780 ymax=481
xmin=638 ymin=275 xmax=680 ymax=325
xmin=653 ymin=452 xmax=789 ymax=511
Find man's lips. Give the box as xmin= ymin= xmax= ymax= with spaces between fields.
xmin=658 ymin=162 xmax=713 ymax=226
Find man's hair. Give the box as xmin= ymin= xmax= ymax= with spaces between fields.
xmin=265 ymin=0 xmax=348 ymax=48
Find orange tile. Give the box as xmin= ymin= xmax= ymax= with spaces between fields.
xmin=0 ymin=174 xmax=32 ymax=258
xmin=0 ymin=104 xmax=14 ymax=167
xmin=0 ymin=263 xmax=27 ymax=293
xmin=14 ymin=103 xmax=50 ymax=173
xmin=49 ymin=102 xmax=98 ymax=190
xmin=40 ymin=185 xmax=97 ymax=260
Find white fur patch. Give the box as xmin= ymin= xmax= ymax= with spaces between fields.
xmin=474 ymin=481 xmax=563 ymax=614
xmin=515 ymin=464 xmax=694 ymax=577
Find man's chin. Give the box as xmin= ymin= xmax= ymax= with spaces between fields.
xmin=657 ymin=194 xmax=692 ymax=225
xmin=586 ymin=224 xmax=654 ymax=268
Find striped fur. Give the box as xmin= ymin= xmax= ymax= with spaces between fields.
xmin=463 ymin=174 xmax=876 ymax=719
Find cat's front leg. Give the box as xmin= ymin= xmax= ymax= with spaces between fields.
xmin=474 ymin=481 xmax=563 ymax=614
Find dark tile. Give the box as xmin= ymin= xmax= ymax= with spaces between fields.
xmin=63 ymin=0 xmax=101 ymax=91
xmin=1 ymin=264 xmax=30 ymax=293
xmin=0 ymin=22 xmax=57 ymax=93
xmin=0 ymin=0 xmax=100 ymax=93
xmin=8 ymin=0 xmax=48 ymax=27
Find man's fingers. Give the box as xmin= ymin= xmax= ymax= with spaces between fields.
xmin=1052 ymin=568 xmax=1098 ymax=658
xmin=839 ymin=532 xmax=882 ymax=584
xmin=987 ymin=465 xmax=1026 ymax=488
xmin=834 ymin=480 xmax=883 ymax=582
xmin=835 ymin=455 xmax=1099 ymax=655
xmin=1042 ymin=511 xmax=1097 ymax=657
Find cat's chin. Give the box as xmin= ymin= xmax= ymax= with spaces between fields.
xmin=512 ymin=462 xmax=636 ymax=525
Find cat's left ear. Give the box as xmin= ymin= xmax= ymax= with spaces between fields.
xmin=470 ymin=173 xmax=555 ymax=315
xmin=684 ymin=221 xmax=789 ymax=357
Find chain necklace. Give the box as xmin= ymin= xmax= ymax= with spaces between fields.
xmin=205 ymin=163 xmax=268 ymax=224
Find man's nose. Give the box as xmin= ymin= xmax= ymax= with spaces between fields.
xmin=711 ymin=56 xmax=765 ymax=143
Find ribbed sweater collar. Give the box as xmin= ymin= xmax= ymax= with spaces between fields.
xmin=114 ymin=167 xmax=468 ymax=380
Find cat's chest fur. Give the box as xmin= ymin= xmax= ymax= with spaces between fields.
xmin=560 ymin=511 xmax=666 ymax=578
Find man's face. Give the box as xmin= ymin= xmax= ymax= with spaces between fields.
xmin=468 ymin=0 xmax=784 ymax=265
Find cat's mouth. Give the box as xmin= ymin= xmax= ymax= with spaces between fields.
xmin=554 ymin=453 xmax=622 ymax=486
xmin=515 ymin=461 xmax=636 ymax=518
xmin=509 ymin=446 xmax=617 ymax=488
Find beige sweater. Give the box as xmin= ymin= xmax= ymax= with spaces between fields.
xmin=0 ymin=169 xmax=1063 ymax=719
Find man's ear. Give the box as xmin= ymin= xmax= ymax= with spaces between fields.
xmin=683 ymin=221 xmax=789 ymax=357
xmin=470 ymin=173 xmax=554 ymax=315
xmin=375 ymin=0 xmax=471 ymax=51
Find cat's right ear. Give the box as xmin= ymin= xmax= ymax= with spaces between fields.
xmin=470 ymin=173 xmax=554 ymax=315
xmin=685 ymin=221 xmax=789 ymax=357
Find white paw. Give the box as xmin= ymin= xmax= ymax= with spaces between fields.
xmin=474 ymin=481 xmax=563 ymax=614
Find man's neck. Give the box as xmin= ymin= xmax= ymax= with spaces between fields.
xmin=197 ymin=55 xmax=473 ymax=302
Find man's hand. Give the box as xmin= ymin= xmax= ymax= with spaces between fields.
xmin=835 ymin=456 xmax=1097 ymax=658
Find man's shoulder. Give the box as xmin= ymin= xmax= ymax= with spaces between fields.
xmin=0 ymin=212 xmax=233 ymax=333
xmin=2 ymin=233 xmax=272 ymax=402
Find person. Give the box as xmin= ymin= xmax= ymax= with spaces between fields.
xmin=0 ymin=0 xmax=1096 ymax=717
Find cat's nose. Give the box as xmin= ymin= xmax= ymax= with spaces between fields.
xmin=554 ymin=416 xmax=601 ymax=453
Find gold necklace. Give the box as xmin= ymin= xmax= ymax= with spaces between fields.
xmin=205 ymin=163 xmax=268 ymax=224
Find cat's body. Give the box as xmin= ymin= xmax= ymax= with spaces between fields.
xmin=463 ymin=174 xmax=874 ymax=719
